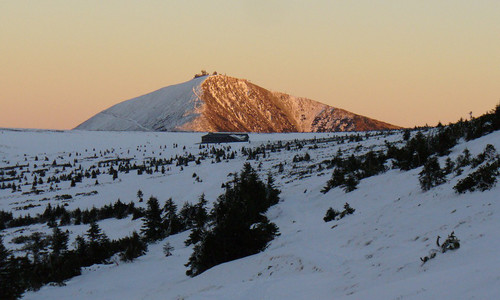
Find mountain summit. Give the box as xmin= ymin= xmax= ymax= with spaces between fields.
xmin=74 ymin=75 xmax=400 ymax=132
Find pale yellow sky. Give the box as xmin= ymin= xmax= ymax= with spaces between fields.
xmin=1 ymin=1 xmax=499 ymax=129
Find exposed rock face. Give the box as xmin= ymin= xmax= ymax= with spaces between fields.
xmin=75 ymin=75 xmax=400 ymax=132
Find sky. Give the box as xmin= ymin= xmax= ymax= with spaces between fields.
xmin=0 ymin=1 xmax=499 ymax=130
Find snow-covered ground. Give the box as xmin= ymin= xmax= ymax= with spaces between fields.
xmin=1 ymin=128 xmax=499 ymax=299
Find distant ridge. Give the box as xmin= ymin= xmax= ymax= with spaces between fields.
xmin=75 ymin=75 xmax=400 ymax=132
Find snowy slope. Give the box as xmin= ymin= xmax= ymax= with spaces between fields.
xmin=75 ymin=76 xmax=207 ymax=131
xmin=75 ymin=75 xmax=399 ymax=133
xmin=1 ymin=128 xmax=499 ymax=299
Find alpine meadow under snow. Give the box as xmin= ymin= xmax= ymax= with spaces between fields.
xmin=1 ymin=106 xmax=500 ymax=299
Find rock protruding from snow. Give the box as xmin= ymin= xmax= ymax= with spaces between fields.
xmin=75 ymin=75 xmax=399 ymax=132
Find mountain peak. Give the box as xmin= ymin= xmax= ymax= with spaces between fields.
xmin=75 ymin=75 xmax=400 ymax=132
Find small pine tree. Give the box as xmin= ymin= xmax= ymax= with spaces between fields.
xmin=265 ymin=172 xmax=280 ymax=206
xmin=419 ymin=156 xmax=446 ymax=191
xmin=456 ymin=149 xmax=472 ymax=168
xmin=323 ymin=207 xmax=340 ymax=222
xmin=403 ymin=129 xmax=411 ymax=141
xmin=141 ymin=197 xmax=164 ymax=242
xmin=321 ymin=168 xmax=346 ymax=193
xmin=50 ymin=226 xmax=69 ymax=257
xmin=342 ymin=173 xmax=359 ymax=192
xmin=86 ymin=222 xmax=107 ymax=244
xmin=304 ymin=152 xmax=311 ymax=161
xmin=184 ymin=194 xmax=209 ymax=246
xmin=162 ymin=198 xmax=182 ymax=236
xmin=343 ymin=202 xmax=355 ymax=215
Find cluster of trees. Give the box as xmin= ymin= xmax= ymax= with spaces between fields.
xmin=292 ymin=152 xmax=311 ymax=163
xmin=185 ymin=163 xmax=280 ymax=276
xmin=0 ymin=222 xmax=147 ymax=299
xmin=321 ymin=149 xmax=387 ymax=193
xmin=2 ymin=162 xmax=283 ymax=296
xmin=418 ymin=144 xmax=500 ymax=192
xmin=119 ymin=164 xmax=282 ymax=278
xmin=454 ymin=162 xmax=499 ymax=193
xmin=2 ymin=141 xmax=232 ymax=196
xmin=1 ymin=189 xmax=222 ymax=298
xmin=138 ymin=194 xmax=215 ymax=243
xmin=239 ymin=132 xmax=381 ymax=162
xmin=388 ymin=103 xmax=500 ymax=171
xmin=0 ymin=181 xmax=20 ymax=192
xmin=0 ymin=200 xmax=144 ymax=230
xmin=323 ymin=103 xmax=500 ymax=194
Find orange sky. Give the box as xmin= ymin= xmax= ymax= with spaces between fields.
xmin=1 ymin=1 xmax=499 ymax=130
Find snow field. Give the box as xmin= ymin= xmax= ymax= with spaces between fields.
xmin=0 ymin=128 xmax=499 ymax=299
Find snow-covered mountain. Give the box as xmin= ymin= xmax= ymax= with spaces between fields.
xmin=74 ymin=75 xmax=399 ymax=132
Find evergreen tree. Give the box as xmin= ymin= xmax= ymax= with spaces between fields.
xmin=403 ymin=129 xmax=411 ymax=141
xmin=342 ymin=173 xmax=359 ymax=192
xmin=86 ymin=221 xmax=106 ymax=244
xmin=456 ymin=149 xmax=472 ymax=168
xmin=265 ymin=172 xmax=280 ymax=206
xmin=321 ymin=168 xmax=345 ymax=193
xmin=74 ymin=235 xmax=87 ymax=258
xmin=47 ymin=227 xmax=79 ymax=285
xmin=184 ymin=194 xmax=209 ymax=246
xmin=471 ymin=144 xmax=498 ymax=168
xmin=50 ymin=226 xmax=69 ymax=257
xmin=444 ymin=157 xmax=455 ymax=175
xmin=179 ymin=202 xmax=197 ymax=229
xmin=323 ymin=207 xmax=340 ymax=222
xmin=119 ymin=232 xmax=147 ymax=262
xmin=22 ymin=232 xmax=48 ymax=264
xmin=85 ymin=222 xmax=110 ymax=264
xmin=59 ymin=210 xmax=71 ymax=226
xmin=141 ymin=196 xmax=163 ymax=241
xmin=47 ymin=215 xmax=57 ymax=228
xmin=343 ymin=202 xmax=355 ymax=215
xmin=73 ymin=208 xmax=82 ymax=225
xmin=0 ymin=236 xmax=23 ymax=300
xmin=162 ymin=198 xmax=182 ymax=236
xmin=419 ymin=156 xmax=446 ymax=191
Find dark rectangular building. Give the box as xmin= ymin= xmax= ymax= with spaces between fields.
xmin=201 ymin=133 xmax=249 ymax=144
